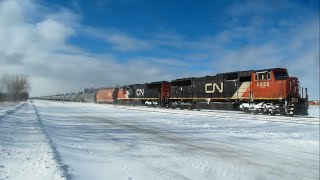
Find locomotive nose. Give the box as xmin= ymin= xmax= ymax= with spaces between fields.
xmin=287 ymin=77 xmax=299 ymax=98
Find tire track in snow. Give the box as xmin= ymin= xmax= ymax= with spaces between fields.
xmin=90 ymin=116 xmax=285 ymax=170
xmin=0 ymin=102 xmax=26 ymax=121
xmin=88 ymin=115 xmax=318 ymax=179
xmin=0 ymin=101 xmax=66 ymax=180
xmin=90 ymin=114 xmax=316 ymax=163
xmin=31 ymin=102 xmax=72 ymax=180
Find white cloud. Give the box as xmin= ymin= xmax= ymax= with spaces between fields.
xmin=83 ymin=27 xmax=153 ymax=51
xmin=36 ymin=19 xmax=75 ymax=43
xmin=105 ymin=33 xmax=152 ymax=51
xmin=0 ymin=0 xmax=175 ymax=96
xmin=216 ymin=44 xmax=283 ymax=69
xmin=0 ymin=0 xmax=34 ymax=25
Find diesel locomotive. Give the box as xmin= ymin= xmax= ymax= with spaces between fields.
xmin=39 ymin=68 xmax=309 ymax=115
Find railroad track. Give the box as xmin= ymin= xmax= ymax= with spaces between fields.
xmin=112 ymin=105 xmax=319 ymax=126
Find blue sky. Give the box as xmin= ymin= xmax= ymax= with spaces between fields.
xmin=0 ymin=0 xmax=319 ymax=99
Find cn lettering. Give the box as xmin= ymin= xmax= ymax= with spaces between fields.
xmin=205 ymin=82 xmax=223 ymax=93
xmin=136 ymin=89 xmax=144 ymax=96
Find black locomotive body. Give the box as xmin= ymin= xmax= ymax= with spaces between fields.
xmin=169 ymin=70 xmax=254 ymax=110
xmin=117 ymin=82 xmax=164 ymax=106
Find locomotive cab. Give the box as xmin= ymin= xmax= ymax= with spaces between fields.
xmin=252 ymin=68 xmax=297 ymax=99
xmin=250 ymin=68 xmax=308 ymax=115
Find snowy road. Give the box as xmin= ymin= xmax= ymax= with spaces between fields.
xmin=0 ymin=100 xmax=319 ymax=180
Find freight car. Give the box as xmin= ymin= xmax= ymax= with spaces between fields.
xmin=96 ymin=87 xmax=118 ymax=104
xmin=81 ymin=88 xmax=96 ymax=102
xmin=73 ymin=92 xmax=82 ymax=102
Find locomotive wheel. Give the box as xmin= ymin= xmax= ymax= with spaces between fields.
xmin=243 ymin=108 xmax=249 ymax=113
xmin=269 ymin=111 xmax=276 ymax=116
xmin=263 ymin=108 xmax=269 ymax=114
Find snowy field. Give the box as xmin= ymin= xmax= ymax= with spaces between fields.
xmin=0 ymin=100 xmax=319 ymax=180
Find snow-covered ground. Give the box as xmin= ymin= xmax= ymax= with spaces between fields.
xmin=0 ymin=100 xmax=319 ymax=180
xmin=0 ymin=102 xmax=66 ymax=180
xmin=308 ymin=105 xmax=320 ymax=118
xmin=0 ymin=102 xmax=23 ymax=118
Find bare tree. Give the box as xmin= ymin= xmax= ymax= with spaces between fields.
xmin=0 ymin=75 xmax=5 ymax=101
xmin=0 ymin=74 xmax=11 ymax=94
xmin=0 ymin=74 xmax=4 ymax=94
xmin=0 ymin=74 xmax=31 ymax=101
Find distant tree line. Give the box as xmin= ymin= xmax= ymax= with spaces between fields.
xmin=0 ymin=74 xmax=31 ymax=102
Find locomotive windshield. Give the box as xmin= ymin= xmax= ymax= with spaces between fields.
xmin=274 ymin=71 xmax=288 ymax=80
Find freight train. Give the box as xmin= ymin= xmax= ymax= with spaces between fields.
xmin=38 ymin=68 xmax=309 ymax=115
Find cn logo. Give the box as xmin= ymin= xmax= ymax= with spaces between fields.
xmin=205 ymin=82 xmax=223 ymax=93
xmin=136 ymin=89 xmax=144 ymax=96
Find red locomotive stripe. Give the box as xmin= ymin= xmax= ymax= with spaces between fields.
xmin=117 ymin=98 xmax=158 ymax=100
